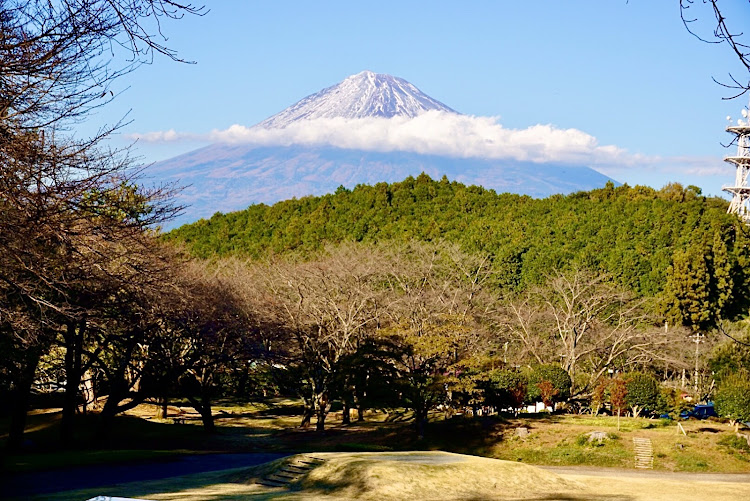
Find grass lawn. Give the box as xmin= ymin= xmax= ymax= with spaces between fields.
xmin=32 ymin=451 xmax=750 ymax=501
xmin=489 ymin=414 xmax=750 ymax=472
xmin=3 ymin=400 xmax=750 ymax=475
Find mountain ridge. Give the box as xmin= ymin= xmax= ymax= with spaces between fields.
xmin=149 ymin=145 xmax=616 ymax=227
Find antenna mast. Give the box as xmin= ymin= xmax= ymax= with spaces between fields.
xmin=723 ymin=103 xmax=750 ymax=224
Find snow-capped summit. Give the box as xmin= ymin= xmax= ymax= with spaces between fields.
xmin=256 ymin=70 xmax=458 ymax=129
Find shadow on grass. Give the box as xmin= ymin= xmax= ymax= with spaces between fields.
xmin=4 ymin=407 xmax=519 ymax=462
xmin=0 ymin=405 xmax=671 ymax=478
xmin=237 ymin=405 xmax=307 ymax=418
xmin=1 ymin=411 xmax=232 ymax=475
xmin=697 ymin=426 xmax=722 ymax=433
xmin=419 ymin=414 xmax=515 ymax=455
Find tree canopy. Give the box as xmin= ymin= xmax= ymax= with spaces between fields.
xmin=167 ymin=176 xmax=750 ymax=330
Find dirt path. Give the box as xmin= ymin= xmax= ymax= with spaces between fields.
xmin=1 ymin=452 xmax=286 ymax=499
xmin=540 ymin=465 xmax=750 ymax=501
xmin=540 ymin=464 xmax=750 ymax=483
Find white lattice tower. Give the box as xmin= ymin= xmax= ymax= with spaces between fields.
xmin=723 ymin=105 xmax=750 ymax=224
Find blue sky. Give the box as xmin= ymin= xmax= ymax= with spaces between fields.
xmin=95 ymin=1 xmax=750 ymax=197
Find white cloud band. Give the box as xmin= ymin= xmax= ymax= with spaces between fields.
xmin=129 ymin=111 xmax=655 ymax=168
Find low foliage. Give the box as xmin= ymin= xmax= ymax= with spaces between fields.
xmin=715 ymin=371 xmax=750 ymax=423
xmin=526 ymin=364 xmax=572 ymax=407
xmin=625 ymin=372 xmax=660 ymax=417
xmin=486 ymin=369 xmax=527 ymax=414
xmin=718 ymin=434 xmax=750 ymax=453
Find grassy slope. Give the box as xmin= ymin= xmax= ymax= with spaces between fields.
xmin=29 ymin=452 xmax=587 ymax=500
xmin=487 ymin=414 xmax=750 ymax=472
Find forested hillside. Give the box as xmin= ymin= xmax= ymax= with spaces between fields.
xmin=167 ymin=174 xmax=750 ymax=305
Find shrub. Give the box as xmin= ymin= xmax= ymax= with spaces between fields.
xmin=537 ymin=380 xmax=558 ymax=409
xmin=609 ymin=377 xmax=628 ymax=417
xmin=715 ymin=371 xmax=750 ymax=424
xmin=718 ymin=434 xmax=750 ymax=452
xmin=525 ymin=364 xmax=572 ymax=409
xmin=658 ymin=386 xmax=690 ymax=417
xmin=625 ymin=372 xmax=659 ymax=417
xmin=590 ymin=378 xmax=608 ymax=415
xmin=486 ymin=369 xmax=527 ymax=415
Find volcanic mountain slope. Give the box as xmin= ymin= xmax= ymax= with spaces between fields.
xmin=257 ymin=70 xmax=457 ymax=127
xmin=146 ymin=71 xmax=617 ymax=228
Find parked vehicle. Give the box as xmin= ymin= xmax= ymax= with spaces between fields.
xmin=680 ymin=402 xmax=717 ymax=420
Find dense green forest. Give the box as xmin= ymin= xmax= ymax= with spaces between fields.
xmin=167 ymin=175 xmax=750 ymax=321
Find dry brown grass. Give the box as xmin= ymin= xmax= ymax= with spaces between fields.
xmin=34 ymin=451 xmax=750 ymax=501
xmin=561 ymin=472 xmax=750 ymax=501
xmin=295 ymin=452 xmax=584 ymax=500
xmin=491 ymin=414 xmax=750 ymax=472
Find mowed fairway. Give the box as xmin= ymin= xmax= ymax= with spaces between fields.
xmin=31 ymin=451 xmax=750 ymax=501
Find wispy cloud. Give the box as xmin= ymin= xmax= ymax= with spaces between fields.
xmin=666 ymin=156 xmax=727 ymax=177
xmin=131 ymin=129 xmax=184 ymax=142
xmin=593 ymin=153 xmax=729 ymax=180
xmin=129 ymin=112 xmax=657 ymax=168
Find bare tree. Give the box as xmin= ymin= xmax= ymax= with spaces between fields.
xmin=680 ymin=0 xmax=750 ymax=98
xmin=0 ymin=0 xmax=200 ymax=449
xmin=145 ymin=261 xmax=252 ymax=432
xmin=1 ymin=0 xmax=205 ymax=131
xmin=0 ymin=134 xmax=184 ymax=446
xmin=260 ymin=244 xmax=389 ymax=431
xmin=506 ymin=269 xmax=668 ymax=395
xmin=380 ymin=242 xmax=496 ymax=437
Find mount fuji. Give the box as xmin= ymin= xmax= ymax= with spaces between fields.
xmin=146 ymin=71 xmax=617 ymax=228
xmin=258 ymin=71 xmax=457 ymax=127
